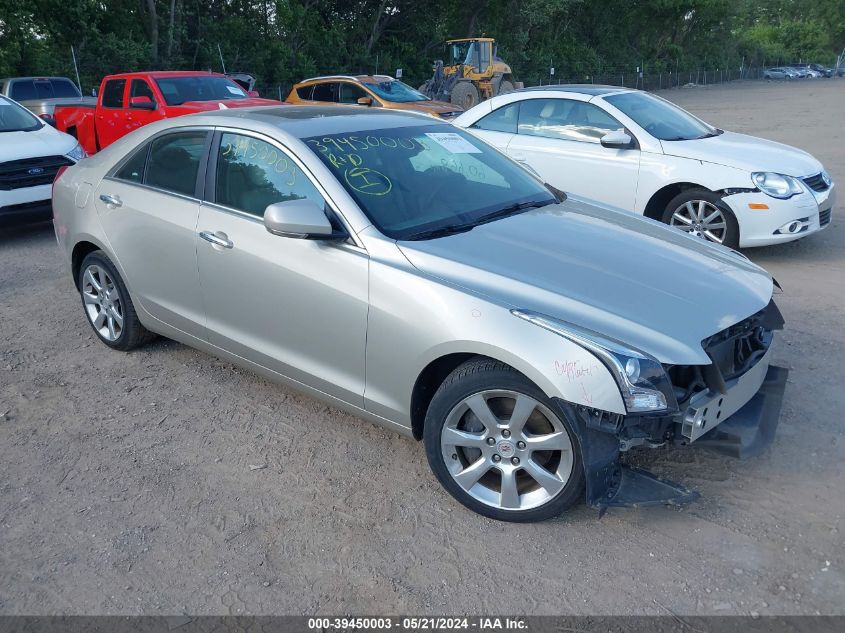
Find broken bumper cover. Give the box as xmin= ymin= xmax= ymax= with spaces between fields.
xmin=559 ymin=364 xmax=788 ymax=512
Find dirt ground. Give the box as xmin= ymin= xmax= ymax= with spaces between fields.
xmin=0 ymin=80 xmax=843 ymax=617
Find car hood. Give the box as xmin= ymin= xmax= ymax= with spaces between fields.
xmin=660 ymin=130 xmax=823 ymax=176
xmin=397 ymin=198 xmax=773 ymax=365
xmin=0 ymin=124 xmax=77 ymax=161
xmin=175 ymin=98 xmax=283 ymax=111
xmin=406 ymin=100 xmax=463 ymax=116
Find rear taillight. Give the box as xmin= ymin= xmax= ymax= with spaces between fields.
xmin=52 ymin=165 xmax=70 ymax=195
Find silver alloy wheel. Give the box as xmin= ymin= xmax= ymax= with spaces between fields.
xmin=440 ymin=390 xmax=574 ymax=511
xmin=82 ymin=264 xmax=124 ymax=342
xmin=670 ymin=199 xmax=728 ymax=244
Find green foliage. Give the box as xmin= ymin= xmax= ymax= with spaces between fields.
xmin=0 ymin=0 xmax=842 ymax=92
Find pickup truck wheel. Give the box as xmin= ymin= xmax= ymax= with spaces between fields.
xmin=78 ymin=251 xmax=155 ymax=351
xmin=662 ymin=189 xmax=739 ymax=248
xmin=424 ymin=358 xmax=584 ymax=522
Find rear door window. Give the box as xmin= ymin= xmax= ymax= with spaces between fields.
xmin=295 ymin=85 xmax=313 ymax=100
xmin=471 ymin=102 xmax=519 ymax=133
xmin=114 ymin=145 xmax=149 ymax=183
xmin=144 ymin=131 xmax=208 ymax=196
xmin=310 ymin=83 xmax=339 ymax=103
xmin=101 ymin=79 xmax=127 ymax=109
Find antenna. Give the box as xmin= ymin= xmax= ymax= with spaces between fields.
xmin=71 ymin=46 xmax=82 ymax=93
xmin=217 ymin=44 xmax=227 ymax=74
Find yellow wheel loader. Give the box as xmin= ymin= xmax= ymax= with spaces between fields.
xmin=419 ymin=38 xmax=522 ymax=110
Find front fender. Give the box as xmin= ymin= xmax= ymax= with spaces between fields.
xmin=364 ymin=258 xmax=625 ymax=428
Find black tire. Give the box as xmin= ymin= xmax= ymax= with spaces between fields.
xmin=450 ymin=81 xmax=480 ymax=109
xmin=661 ymin=188 xmax=740 ymax=249
xmin=497 ymin=80 xmax=515 ymax=96
xmin=423 ymin=358 xmax=585 ymax=522
xmin=78 ymin=250 xmax=155 ymax=351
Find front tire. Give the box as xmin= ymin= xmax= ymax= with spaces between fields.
xmin=78 ymin=251 xmax=155 ymax=351
xmin=662 ymin=189 xmax=739 ymax=248
xmin=450 ymin=82 xmax=480 ymax=110
xmin=424 ymin=358 xmax=584 ymax=522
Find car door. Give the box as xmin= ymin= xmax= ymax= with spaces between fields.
xmin=505 ymin=97 xmax=641 ymax=210
xmin=196 ymin=130 xmax=369 ymax=406
xmin=466 ymin=101 xmax=519 ymax=151
xmin=96 ymin=78 xmax=129 ymax=148
xmin=126 ymin=78 xmax=164 ymax=132
xmin=95 ymin=128 xmax=211 ymax=339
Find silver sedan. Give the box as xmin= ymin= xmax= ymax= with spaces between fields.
xmin=53 ymin=106 xmax=788 ymax=521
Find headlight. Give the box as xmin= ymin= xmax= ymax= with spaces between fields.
xmin=751 ymin=172 xmax=803 ymax=199
xmin=66 ymin=143 xmax=87 ymax=162
xmin=821 ymin=171 xmax=832 ymax=187
xmin=511 ymin=310 xmax=678 ymax=414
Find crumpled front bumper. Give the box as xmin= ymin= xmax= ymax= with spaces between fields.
xmin=560 ymin=363 xmax=789 ymax=513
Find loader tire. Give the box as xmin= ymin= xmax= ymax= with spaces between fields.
xmin=451 ymin=82 xmax=480 ymax=110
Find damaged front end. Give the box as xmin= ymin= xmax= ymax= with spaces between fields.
xmin=561 ymin=300 xmax=789 ymax=514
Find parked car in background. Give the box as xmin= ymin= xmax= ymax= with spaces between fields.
xmin=808 ymin=64 xmax=834 ymax=78
xmin=53 ymin=106 xmax=789 ymax=521
xmin=786 ymin=66 xmax=811 ymax=78
xmin=455 ymin=85 xmax=835 ymax=248
xmin=287 ymin=75 xmax=463 ymax=118
xmin=0 ymin=76 xmax=95 ymax=126
xmin=54 ymin=71 xmax=282 ymax=155
xmin=0 ymin=95 xmax=85 ymax=226
xmin=762 ymin=67 xmax=795 ymax=80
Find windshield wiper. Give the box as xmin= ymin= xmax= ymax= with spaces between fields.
xmin=469 ymin=198 xmax=556 ymax=227
xmin=403 ymin=223 xmax=476 ymax=241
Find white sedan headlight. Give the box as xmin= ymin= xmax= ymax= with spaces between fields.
xmin=751 ymin=172 xmax=804 ymax=199
xmin=65 ymin=143 xmax=87 ymax=162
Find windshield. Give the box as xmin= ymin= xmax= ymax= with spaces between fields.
xmin=154 ymin=76 xmax=248 ymax=106
xmin=0 ymin=96 xmax=43 ymax=132
xmin=305 ymin=125 xmax=556 ymax=240
xmin=604 ymin=92 xmax=717 ymax=141
xmin=365 ymin=80 xmax=429 ymax=103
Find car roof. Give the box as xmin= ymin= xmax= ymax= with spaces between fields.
xmin=195 ymin=105 xmax=445 ymax=137
xmin=295 ymin=75 xmax=397 ymax=86
xmin=105 ymin=70 xmax=227 ymax=80
xmin=1 ymin=76 xmax=76 ymax=82
xmin=516 ymin=84 xmax=631 ymax=96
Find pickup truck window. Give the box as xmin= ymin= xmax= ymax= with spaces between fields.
xmin=10 ymin=78 xmax=81 ymax=101
xmin=130 ymin=79 xmax=156 ymax=103
xmin=102 ymin=79 xmax=127 ymax=109
xmin=145 ymin=131 xmax=208 ymax=197
xmin=154 ymin=76 xmax=247 ymax=106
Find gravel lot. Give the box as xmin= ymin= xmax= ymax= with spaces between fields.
xmin=1 ymin=80 xmax=843 ymax=617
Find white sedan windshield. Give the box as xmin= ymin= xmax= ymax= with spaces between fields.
xmin=605 ymin=92 xmax=718 ymax=141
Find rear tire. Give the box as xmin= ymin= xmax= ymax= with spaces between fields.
xmin=661 ymin=189 xmax=740 ymax=248
xmin=78 ymin=250 xmax=155 ymax=351
xmin=423 ymin=358 xmax=585 ymax=522
xmin=451 ymin=82 xmax=480 ymax=110
xmin=497 ymin=80 xmax=515 ymax=96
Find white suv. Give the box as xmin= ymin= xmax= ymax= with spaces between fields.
xmin=454 ymin=86 xmax=835 ymax=248
xmin=0 ymin=95 xmax=85 ymax=227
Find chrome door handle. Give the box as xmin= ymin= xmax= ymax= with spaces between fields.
xmin=99 ymin=193 xmax=122 ymax=207
xmin=199 ymin=231 xmax=234 ymax=249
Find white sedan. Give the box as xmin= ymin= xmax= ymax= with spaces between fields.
xmin=454 ymin=86 xmax=835 ymax=248
xmin=0 ymin=95 xmax=85 ymax=226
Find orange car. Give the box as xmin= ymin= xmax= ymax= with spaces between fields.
xmin=287 ymin=75 xmax=463 ymax=118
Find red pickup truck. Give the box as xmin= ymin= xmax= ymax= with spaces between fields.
xmin=56 ymin=70 xmax=282 ymax=155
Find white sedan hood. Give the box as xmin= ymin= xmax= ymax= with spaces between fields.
xmin=660 ymin=131 xmax=824 ymax=177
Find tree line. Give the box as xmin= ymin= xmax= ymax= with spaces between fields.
xmin=1 ymin=0 xmax=843 ymax=95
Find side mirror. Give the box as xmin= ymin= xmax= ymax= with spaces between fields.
xmin=248 ymin=90 xmax=260 ymax=98
xmin=129 ymin=96 xmax=156 ymax=110
xmin=600 ymin=131 xmax=634 ymax=149
xmin=357 ymin=97 xmax=373 ymax=106
xmin=264 ymin=199 xmax=347 ymax=240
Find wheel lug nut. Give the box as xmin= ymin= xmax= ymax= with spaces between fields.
xmin=492 ymin=454 xmax=501 ymax=463
xmin=517 ymin=441 xmax=526 ymax=449
xmin=511 ymin=457 xmax=520 ymax=466
xmin=486 ymin=437 xmax=496 ymax=446
xmin=502 ymin=429 xmax=511 ymax=438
